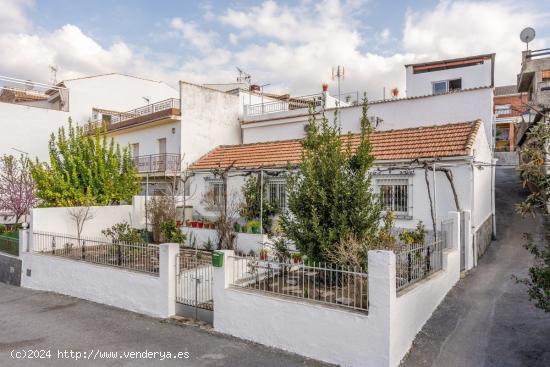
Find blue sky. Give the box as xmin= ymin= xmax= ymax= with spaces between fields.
xmin=1 ymin=0 xmax=549 ymax=98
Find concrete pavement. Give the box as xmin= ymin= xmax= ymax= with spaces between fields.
xmin=0 ymin=283 xmax=329 ymax=367
xmin=402 ymin=168 xmax=550 ymax=367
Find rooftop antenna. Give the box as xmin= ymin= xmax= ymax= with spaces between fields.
xmin=49 ymin=65 xmax=58 ymax=85
xmin=236 ymin=67 xmax=251 ymax=86
xmin=332 ymin=65 xmax=345 ymax=103
xmin=520 ymin=27 xmax=536 ymax=51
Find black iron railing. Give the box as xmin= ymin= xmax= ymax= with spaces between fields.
xmin=133 ymin=153 xmax=180 ymax=173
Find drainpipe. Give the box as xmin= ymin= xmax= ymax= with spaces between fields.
xmin=470 ymin=160 xmax=477 ymax=267
xmin=260 ymin=169 xmax=264 ymax=236
xmin=433 ymin=160 xmax=438 ymax=240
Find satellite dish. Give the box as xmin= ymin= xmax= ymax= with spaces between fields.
xmin=520 ymin=27 xmax=536 ymax=50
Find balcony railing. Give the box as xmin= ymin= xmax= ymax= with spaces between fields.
xmin=110 ymin=98 xmax=180 ymax=125
xmin=245 ymin=91 xmax=361 ymax=117
xmin=133 ymin=153 xmax=180 ymax=174
xmin=0 ymin=75 xmax=69 ymax=112
xmin=540 ymin=81 xmax=550 ymax=92
xmin=525 ymin=48 xmax=550 ymax=61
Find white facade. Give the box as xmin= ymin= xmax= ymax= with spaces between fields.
xmin=405 ymin=55 xmax=494 ymax=97
xmin=242 ymin=88 xmax=494 ymax=148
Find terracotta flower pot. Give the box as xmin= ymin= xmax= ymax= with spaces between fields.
xmin=197 ymin=221 xmax=204 ymax=228
xmin=191 ymin=221 xmax=198 ymax=228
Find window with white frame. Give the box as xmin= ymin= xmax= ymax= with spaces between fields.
xmin=268 ymin=178 xmax=287 ymax=211
xmin=208 ymin=180 xmax=225 ymax=207
xmin=432 ymin=78 xmax=462 ymax=95
xmin=375 ymin=177 xmax=411 ymax=217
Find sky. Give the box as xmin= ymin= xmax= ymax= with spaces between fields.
xmin=1 ymin=0 xmax=549 ymax=99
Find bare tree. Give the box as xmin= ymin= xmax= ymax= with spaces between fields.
xmin=67 ymin=206 xmax=95 ymax=245
xmin=0 ymin=155 xmax=36 ymax=224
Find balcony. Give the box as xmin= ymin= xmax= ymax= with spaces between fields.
xmin=0 ymin=75 xmax=69 ymax=112
xmin=92 ymin=98 xmax=181 ymax=133
xmin=133 ymin=153 xmax=180 ymax=175
xmin=244 ymin=91 xmax=360 ymax=118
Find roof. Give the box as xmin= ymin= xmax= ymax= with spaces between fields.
xmin=405 ymin=54 xmax=495 ymax=69
xmin=0 ymin=88 xmax=48 ymax=102
xmin=494 ymin=85 xmax=519 ymax=96
xmin=191 ymin=121 xmax=481 ymax=170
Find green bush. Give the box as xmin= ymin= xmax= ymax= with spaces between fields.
xmin=0 ymin=224 xmax=6 ymax=233
xmin=160 ymin=221 xmax=186 ymax=244
xmin=248 ymin=220 xmax=260 ymax=234
xmin=399 ymin=221 xmax=426 ymax=245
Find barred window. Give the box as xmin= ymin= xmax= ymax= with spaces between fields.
xmin=376 ymin=178 xmax=409 ymax=215
xmin=209 ymin=180 xmax=225 ymax=206
xmin=268 ymin=179 xmax=287 ymax=211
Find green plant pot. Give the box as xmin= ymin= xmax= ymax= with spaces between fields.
xmin=212 ymin=251 xmax=224 ymax=267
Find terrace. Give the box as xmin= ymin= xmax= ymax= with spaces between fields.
xmin=91 ymin=98 xmax=181 ymax=133
xmin=0 ymin=75 xmax=69 ymax=112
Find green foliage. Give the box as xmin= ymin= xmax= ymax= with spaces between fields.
xmin=202 ymin=238 xmax=214 ymax=251
xmin=270 ymin=237 xmax=291 ymax=262
xmin=147 ymin=196 xmax=176 ymax=243
xmin=399 ymin=221 xmax=426 ymax=245
xmin=241 ymin=224 xmax=248 ymax=233
xmin=0 ymin=224 xmax=5 ymax=234
xmin=30 ymin=120 xmax=140 ymax=207
xmin=102 ymin=222 xmax=144 ymax=244
xmin=160 ymin=220 xmax=186 ymax=244
xmin=240 ymin=175 xmax=278 ymax=232
xmin=516 ymin=122 xmax=550 ymax=312
xmin=280 ymin=98 xmax=387 ymax=262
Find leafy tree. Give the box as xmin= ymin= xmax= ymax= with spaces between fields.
xmin=0 ymin=154 xmax=36 ymax=224
xmin=240 ymin=174 xmax=278 ymax=233
xmin=280 ymin=98 xmax=387 ymax=263
xmin=30 ymin=120 xmax=140 ymax=207
xmin=516 ymin=121 xmax=550 ymax=312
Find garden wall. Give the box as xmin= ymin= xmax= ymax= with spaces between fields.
xmin=19 ymin=231 xmax=178 ymax=318
xmin=31 ymin=205 xmax=134 ymax=238
xmin=182 ymin=227 xmax=267 ymax=254
xmin=213 ymin=212 xmax=461 ymax=367
xmin=0 ymin=252 xmax=21 ymax=286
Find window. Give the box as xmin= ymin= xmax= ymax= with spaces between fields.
xmin=208 ymin=180 xmax=225 ymax=207
xmin=448 ymin=78 xmax=462 ymax=91
xmin=432 ymin=81 xmax=447 ymax=95
xmin=432 ymin=79 xmax=462 ymax=95
xmin=376 ymin=177 xmax=410 ymax=217
xmin=131 ymin=143 xmax=139 ymax=157
xmin=268 ymin=179 xmax=287 ymax=211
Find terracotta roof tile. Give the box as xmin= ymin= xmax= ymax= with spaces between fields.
xmin=190 ymin=121 xmax=481 ymax=170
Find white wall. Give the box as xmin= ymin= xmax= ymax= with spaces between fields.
xmin=20 ymin=240 xmax=178 ymax=318
xmin=110 ymin=120 xmax=181 ymax=157
xmin=242 ymin=88 xmax=494 ymax=148
xmin=0 ymin=102 xmax=69 ymax=160
xmin=65 ymin=74 xmax=178 ymax=124
xmin=180 ymin=82 xmax=242 ymax=167
xmin=30 ymin=205 xmax=135 ymax=238
xmin=405 ymin=59 xmax=493 ymax=97
xmin=182 ymin=227 xmax=267 ymax=254
xmin=213 ymin=216 xmax=461 ymax=367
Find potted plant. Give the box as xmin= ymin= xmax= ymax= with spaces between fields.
xmin=248 ymin=220 xmax=260 ymax=234
xmin=233 ymin=222 xmax=241 ymax=233
xmin=259 ymin=248 xmax=269 ymax=261
xmin=292 ymin=252 xmax=302 ymax=264
xmin=197 ymin=220 xmax=204 ymax=229
xmin=241 ymin=224 xmax=248 ymax=233
xmin=391 ymin=87 xmax=399 ymax=97
xmin=191 ymin=220 xmax=198 ymax=228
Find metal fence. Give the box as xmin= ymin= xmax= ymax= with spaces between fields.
xmin=0 ymin=235 xmax=18 ymax=256
xmin=245 ymin=92 xmax=361 ymax=116
xmin=110 ymin=98 xmax=180 ymax=124
xmin=230 ymin=255 xmax=369 ymax=313
xmin=32 ymin=231 xmax=160 ymax=275
xmin=133 ymin=153 xmax=181 ymax=174
xmin=395 ymin=240 xmax=444 ymax=292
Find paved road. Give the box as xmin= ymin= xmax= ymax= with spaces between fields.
xmin=0 ymin=284 xmax=328 ymax=367
xmin=403 ymin=168 xmax=550 ymax=367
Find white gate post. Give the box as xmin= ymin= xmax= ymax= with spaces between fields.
xmin=462 ymin=210 xmax=474 ymax=271
xmin=159 ymin=243 xmax=179 ymax=318
xmin=447 ymin=211 xmax=460 ymax=250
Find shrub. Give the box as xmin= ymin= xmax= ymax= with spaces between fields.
xmin=160 ymin=220 xmax=186 ymax=244
xmin=399 ymin=221 xmax=426 ymax=245
xmin=248 ymin=220 xmax=260 ymax=234
xmin=102 ymin=222 xmax=144 ymax=244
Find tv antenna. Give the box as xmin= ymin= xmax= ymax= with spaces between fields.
xmin=49 ymin=65 xmax=58 ymax=85
xmin=520 ymin=27 xmax=536 ymax=51
xmin=332 ymin=65 xmax=345 ymax=103
xmin=236 ymin=67 xmax=251 ymax=85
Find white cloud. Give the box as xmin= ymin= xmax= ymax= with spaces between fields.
xmin=0 ymin=0 xmax=548 ymax=98
xmin=169 ymin=17 xmax=217 ymax=50
xmin=0 ymin=0 xmax=33 ymax=33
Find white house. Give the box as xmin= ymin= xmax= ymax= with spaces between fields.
xmin=188 ymin=120 xmax=493 ymax=271
xmin=0 ymin=73 xmax=178 ymax=160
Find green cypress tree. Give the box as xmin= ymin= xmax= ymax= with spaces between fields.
xmin=30 ymin=119 xmax=140 ymax=207
xmin=280 ymin=98 xmax=385 ymax=263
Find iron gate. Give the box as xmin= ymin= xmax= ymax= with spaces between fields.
xmin=176 ymin=250 xmax=214 ymax=317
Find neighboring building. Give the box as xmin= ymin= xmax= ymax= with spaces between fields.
xmin=240 ymin=55 xmax=495 ymax=151
xmin=493 ymin=85 xmax=528 ymax=165
xmin=0 ymin=73 xmax=178 ymax=160
xmin=516 ymin=48 xmax=550 ymax=149
xmin=405 ymin=54 xmax=495 ymax=97
xmin=188 ymin=120 xmax=493 ymax=271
